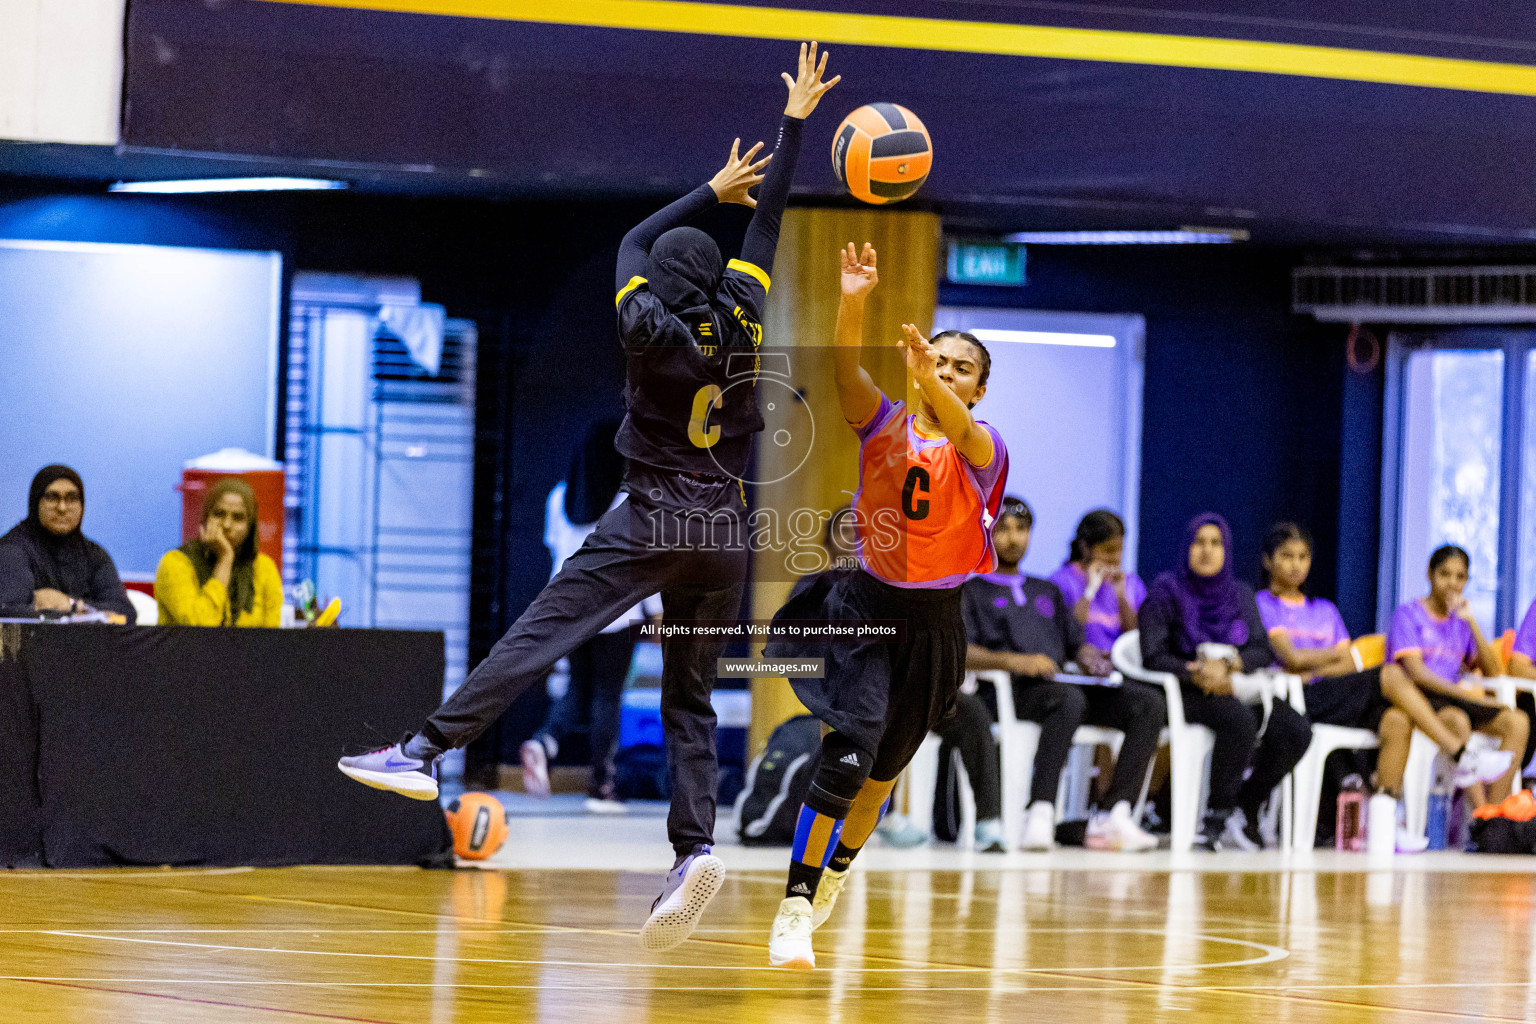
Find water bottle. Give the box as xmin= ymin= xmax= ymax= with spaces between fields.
xmin=1367 ymin=793 xmax=1396 ymax=858
xmin=1425 ymin=788 xmax=1450 ymax=851
xmin=1336 ymin=773 xmax=1367 ymax=852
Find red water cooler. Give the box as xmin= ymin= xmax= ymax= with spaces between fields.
xmin=178 ymin=449 xmax=285 ymax=570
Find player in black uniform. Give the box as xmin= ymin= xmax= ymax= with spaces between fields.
xmin=339 ymin=43 xmax=839 ymax=951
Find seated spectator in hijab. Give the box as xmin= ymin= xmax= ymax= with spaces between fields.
xmin=155 ymin=478 xmax=283 ymax=627
xmin=964 ymin=497 xmax=1163 ymax=853
xmin=1139 ymin=512 xmax=1311 ymax=851
xmin=0 ymin=465 xmax=134 ymax=622
xmin=1050 ymin=509 xmax=1145 ymax=654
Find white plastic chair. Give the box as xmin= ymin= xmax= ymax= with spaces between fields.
xmin=1111 ymin=630 xmax=1214 ymax=853
xmin=973 ymin=669 xmax=1154 ymax=849
xmin=1284 ymin=675 xmax=1381 ymax=851
xmin=904 ymin=732 xmax=977 ymax=849
xmin=125 ymin=589 xmax=158 ymax=626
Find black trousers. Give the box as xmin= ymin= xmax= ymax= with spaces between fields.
xmin=538 ymin=631 xmax=635 ymax=797
xmin=421 ymin=463 xmax=746 ymax=855
xmin=1181 ymin=689 xmax=1312 ymax=816
xmin=1012 ymin=678 xmax=1167 ymax=807
xmin=934 ymin=691 xmax=1001 ymax=822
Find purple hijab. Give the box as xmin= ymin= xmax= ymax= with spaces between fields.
xmin=1154 ymin=512 xmax=1249 ymax=649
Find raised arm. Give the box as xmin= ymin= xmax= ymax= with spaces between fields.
xmin=899 ymin=324 xmax=995 ymax=468
xmin=833 ymin=243 xmax=884 ymax=426
xmin=738 ymin=41 xmax=838 ymax=274
xmin=614 ymin=139 xmax=771 ymax=292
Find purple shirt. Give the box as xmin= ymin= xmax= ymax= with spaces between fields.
xmin=1388 ymin=599 xmax=1477 ymax=683
xmin=1048 ymin=562 xmax=1146 ymax=651
xmin=1256 ymin=591 xmax=1349 ymax=652
xmin=1513 ymin=599 xmax=1536 ymax=667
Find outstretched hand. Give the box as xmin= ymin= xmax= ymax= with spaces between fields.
xmin=707 ymin=138 xmax=771 ymax=207
xmin=782 ymin=41 xmax=840 ymax=119
xmin=840 ymin=242 xmax=878 ymax=298
xmin=898 ymin=323 xmax=938 ymax=379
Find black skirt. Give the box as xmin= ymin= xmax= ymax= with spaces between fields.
xmin=765 ymin=568 xmax=965 ymax=778
xmin=1305 ymin=668 xmax=1389 ymax=731
xmin=1305 ymin=666 xmax=1504 ymax=731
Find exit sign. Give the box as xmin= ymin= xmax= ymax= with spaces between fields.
xmin=946 ymin=241 xmax=1025 ymax=286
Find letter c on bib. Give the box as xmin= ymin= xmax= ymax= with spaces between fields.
xmin=688 ymin=385 xmax=724 ymax=448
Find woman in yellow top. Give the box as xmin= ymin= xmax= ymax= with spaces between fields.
xmin=156 ymin=478 xmax=282 ymax=627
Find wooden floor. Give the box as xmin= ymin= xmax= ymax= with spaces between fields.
xmin=5 ymin=854 xmax=1536 ymax=1023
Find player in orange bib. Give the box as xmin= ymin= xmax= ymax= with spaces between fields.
xmin=765 ymin=242 xmax=1008 ymax=968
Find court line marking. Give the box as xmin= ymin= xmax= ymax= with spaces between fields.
xmin=47 ymin=929 xmax=1288 ymax=972
xmin=0 ymin=867 xmax=255 ymax=879
xmin=253 ymin=0 xmax=1536 ymax=98
xmin=2 ymin=978 xmax=1533 ymax=992
xmin=3 ymin=978 xmax=404 ymax=1024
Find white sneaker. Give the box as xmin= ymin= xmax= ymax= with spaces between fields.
xmin=639 ymin=848 xmax=725 ymax=952
xmin=520 ymin=739 xmax=550 ymax=800
xmin=1455 ymin=747 xmax=1514 ymax=788
xmin=584 ymin=797 xmax=627 ymax=815
xmin=1087 ymin=801 xmax=1158 ymax=852
xmin=1021 ymin=801 xmax=1055 ymax=851
xmin=810 ymin=868 xmax=848 ymax=930
xmin=1393 ymin=798 xmax=1429 ymax=853
xmin=769 ymin=896 xmax=816 ymax=969
xmin=1219 ymin=808 xmax=1263 ymax=852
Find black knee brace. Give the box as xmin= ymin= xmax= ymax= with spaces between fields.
xmin=805 ymin=732 xmax=874 ymax=819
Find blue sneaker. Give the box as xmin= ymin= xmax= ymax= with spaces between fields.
xmin=638 ymin=845 xmax=725 ymax=952
xmin=337 ymin=742 xmax=440 ymax=800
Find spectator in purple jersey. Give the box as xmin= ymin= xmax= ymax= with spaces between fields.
xmin=1050 ymin=510 xmax=1144 ymax=654
xmin=1507 ymin=598 xmax=1536 ymax=775
xmin=1140 ymin=513 xmax=1311 ymax=851
xmin=1260 ymin=524 xmax=1512 ymax=845
xmin=1388 ymin=545 xmax=1528 ymax=808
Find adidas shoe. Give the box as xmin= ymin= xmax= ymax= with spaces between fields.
xmin=337 ymin=741 xmax=440 ymax=800
xmin=768 ymin=896 xmax=816 ymax=969
xmin=639 ymin=846 xmax=725 ymax=952
xmin=1455 ymin=747 xmax=1514 ymax=789
xmin=520 ymin=738 xmax=551 ymax=800
xmin=810 ymin=867 xmax=848 ymax=930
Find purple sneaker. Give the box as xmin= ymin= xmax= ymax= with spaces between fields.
xmin=337 ymin=742 xmax=440 ymax=800
xmin=638 ymin=845 xmax=725 ymax=952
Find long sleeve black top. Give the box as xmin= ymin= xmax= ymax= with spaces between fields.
xmin=1138 ymin=578 xmax=1272 ymax=683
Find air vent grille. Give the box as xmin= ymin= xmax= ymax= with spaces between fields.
xmin=1294 ymin=266 xmax=1536 ymax=322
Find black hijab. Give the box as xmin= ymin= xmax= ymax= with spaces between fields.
xmin=645 ymin=227 xmax=723 ymax=313
xmin=1 ymin=465 xmax=96 ymax=597
xmin=177 ymin=477 xmax=261 ymax=620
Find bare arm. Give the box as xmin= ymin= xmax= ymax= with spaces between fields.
xmin=833 ymin=243 xmax=884 ymax=426
xmin=1269 ymin=631 xmax=1354 ymax=675
xmin=1459 ymin=604 xmax=1504 ymax=679
xmin=899 ymin=324 xmax=995 ymax=467
xmin=967 ymin=643 xmax=1057 ymax=677
xmin=1397 ymin=651 xmax=1500 ymax=706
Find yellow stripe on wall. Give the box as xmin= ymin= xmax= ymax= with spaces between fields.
xmin=255 ymin=0 xmax=1536 ymax=98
